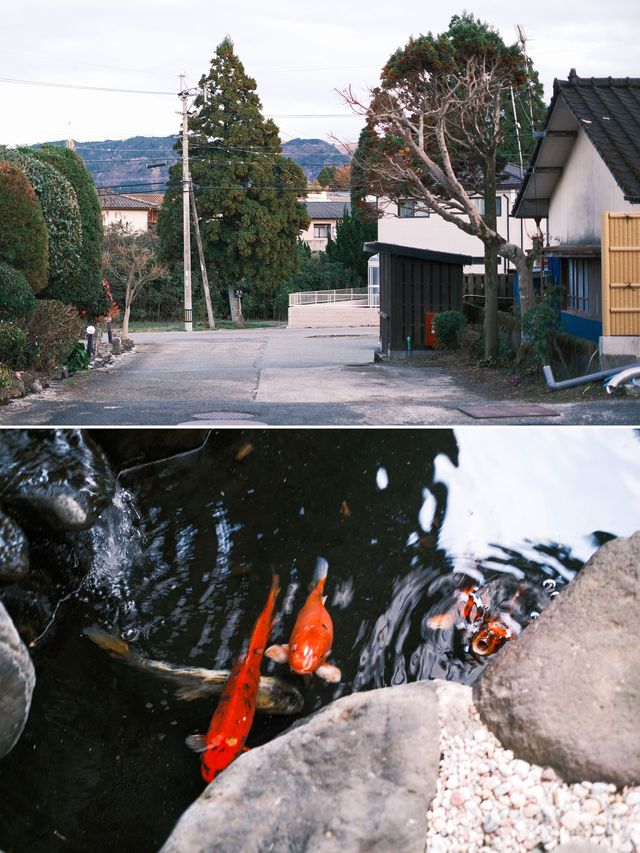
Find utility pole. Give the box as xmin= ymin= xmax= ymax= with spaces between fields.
xmin=180 ymin=75 xmax=193 ymax=332
xmin=190 ymin=185 xmax=215 ymax=329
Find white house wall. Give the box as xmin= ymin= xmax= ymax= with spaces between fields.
xmin=548 ymin=128 xmax=635 ymax=245
xmin=102 ymin=209 xmax=149 ymax=232
xmin=377 ymin=191 xmax=538 ymax=273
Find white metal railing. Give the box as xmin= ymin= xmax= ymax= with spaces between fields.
xmin=289 ymin=288 xmax=368 ymax=307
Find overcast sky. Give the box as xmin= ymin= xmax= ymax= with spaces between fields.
xmin=1 ymin=0 xmax=638 ymax=149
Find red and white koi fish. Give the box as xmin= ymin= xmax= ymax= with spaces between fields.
xmin=427 ymin=584 xmax=521 ymax=657
xmin=186 ymin=572 xmax=280 ymax=783
xmin=266 ymin=558 xmax=341 ymax=682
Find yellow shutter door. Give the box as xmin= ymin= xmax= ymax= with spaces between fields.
xmin=602 ymin=212 xmax=640 ymax=335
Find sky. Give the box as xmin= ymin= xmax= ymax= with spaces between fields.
xmin=1 ymin=0 xmax=638 ymax=150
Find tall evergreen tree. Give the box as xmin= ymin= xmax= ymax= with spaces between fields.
xmin=325 ymin=210 xmax=376 ymax=283
xmin=158 ymin=38 xmax=309 ymax=322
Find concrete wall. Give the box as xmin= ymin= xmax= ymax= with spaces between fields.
xmin=288 ymin=302 xmax=378 ymax=329
xmin=548 ymin=129 xmax=637 ymax=245
xmin=377 ymin=190 xmax=538 ymax=274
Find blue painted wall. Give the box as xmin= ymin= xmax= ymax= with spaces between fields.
xmin=560 ymin=311 xmax=602 ymax=341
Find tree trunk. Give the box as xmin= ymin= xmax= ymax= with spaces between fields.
xmin=122 ymin=303 xmax=131 ymax=339
xmin=483 ymin=165 xmax=499 ymax=361
xmin=227 ymin=284 xmax=244 ymax=326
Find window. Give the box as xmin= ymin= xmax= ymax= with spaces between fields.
xmin=472 ymin=196 xmax=502 ymax=217
xmin=313 ymin=223 xmax=331 ymax=238
xmin=397 ymin=199 xmax=430 ymax=218
xmin=566 ymin=259 xmax=589 ymax=313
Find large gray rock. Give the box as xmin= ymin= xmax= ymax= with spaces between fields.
xmin=474 ymin=531 xmax=640 ymax=787
xmin=0 ymin=601 xmax=35 ymax=758
xmin=162 ymin=682 xmax=440 ymax=853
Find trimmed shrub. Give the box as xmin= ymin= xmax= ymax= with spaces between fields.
xmin=434 ymin=310 xmax=467 ymax=350
xmin=33 ymin=145 xmax=107 ymax=316
xmin=0 ymin=322 xmax=27 ymax=367
xmin=1 ymin=148 xmax=82 ymax=294
xmin=0 ymin=362 xmax=14 ymax=387
xmin=0 ymin=262 xmax=37 ymax=320
xmin=22 ymin=299 xmax=82 ymax=371
xmin=521 ymin=301 xmax=560 ymax=368
xmin=0 ymin=161 xmax=49 ymax=292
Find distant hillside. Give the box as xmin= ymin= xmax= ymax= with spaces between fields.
xmin=281 ymin=138 xmax=350 ymax=180
xmin=38 ymin=135 xmax=350 ymax=192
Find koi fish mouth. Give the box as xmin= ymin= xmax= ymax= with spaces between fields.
xmin=470 ymin=622 xmax=512 ymax=657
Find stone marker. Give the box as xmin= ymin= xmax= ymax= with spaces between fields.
xmin=474 ymin=531 xmax=640 ymax=787
xmin=112 ymin=336 xmax=122 ymax=355
xmin=0 ymin=602 xmax=35 ymax=759
xmin=161 ymin=682 xmax=441 ymax=853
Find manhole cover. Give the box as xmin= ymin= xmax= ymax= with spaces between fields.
xmin=458 ymin=404 xmax=560 ymax=419
xmin=192 ymin=411 xmax=255 ymax=421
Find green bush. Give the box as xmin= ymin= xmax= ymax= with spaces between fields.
xmin=0 ymin=262 xmax=37 ymax=320
xmin=521 ymin=301 xmax=560 ymax=368
xmin=0 ymin=160 xmax=49 ymax=292
xmin=1 ymin=149 xmax=82 ymax=294
xmin=65 ymin=341 xmax=89 ymax=372
xmin=0 ymin=322 xmax=27 ymax=367
xmin=33 ymin=145 xmax=107 ymax=316
xmin=0 ymin=362 xmax=14 ymax=387
xmin=22 ymin=299 xmax=82 ymax=371
xmin=434 ymin=310 xmax=467 ymax=350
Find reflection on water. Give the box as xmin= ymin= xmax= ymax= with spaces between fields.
xmin=1 ymin=427 xmax=640 ymax=853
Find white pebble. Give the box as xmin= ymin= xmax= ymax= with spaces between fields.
xmin=560 ymin=811 xmax=581 ymax=831
xmin=510 ymin=791 xmax=527 ymax=809
xmin=625 ymin=790 xmax=640 ymax=806
xmin=540 ymin=766 xmax=558 ymax=782
xmin=483 ymin=813 xmax=501 ymax=833
xmin=583 ymin=797 xmax=602 ymax=815
xmin=498 ymin=762 xmax=513 ymax=777
xmin=511 ymin=759 xmax=531 ymax=778
xmin=495 ymin=781 xmax=512 ymax=797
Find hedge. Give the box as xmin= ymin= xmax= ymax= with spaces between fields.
xmin=0 ymin=262 xmax=37 ymax=319
xmin=0 ymin=160 xmax=49 ymax=292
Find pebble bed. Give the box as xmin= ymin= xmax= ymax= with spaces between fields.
xmin=426 ymin=684 xmax=640 ymax=852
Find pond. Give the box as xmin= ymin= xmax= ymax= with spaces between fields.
xmin=1 ymin=427 xmax=640 ymax=852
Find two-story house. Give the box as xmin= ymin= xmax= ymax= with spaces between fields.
xmin=513 ymin=70 xmax=640 ymax=359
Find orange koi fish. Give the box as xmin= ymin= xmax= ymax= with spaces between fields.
xmin=186 ymin=572 xmax=280 ymax=783
xmin=266 ymin=558 xmax=341 ymax=682
xmin=427 ymin=584 xmax=518 ymax=657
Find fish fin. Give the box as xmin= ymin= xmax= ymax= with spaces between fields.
xmin=83 ymin=625 xmax=131 ymax=659
xmin=265 ymin=644 xmax=290 ymax=664
xmin=185 ymin=734 xmax=208 ymax=753
xmin=321 ymin=595 xmax=327 ymax=605
xmin=316 ymin=664 xmax=342 ymax=683
xmin=175 ymin=684 xmax=217 ymax=701
xmin=426 ymin=612 xmax=457 ymax=631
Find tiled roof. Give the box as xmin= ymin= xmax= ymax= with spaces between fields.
xmin=513 ymin=72 xmax=640 ymax=217
xmin=124 ymin=193 xmax=164 ymax=207
xmin=559 ymin=72 xmax=640 ymax=202
xmin=305 ymin=200 xmax=351 ymax=220
xmin=98 ymin=191 xmax=158 ymax=210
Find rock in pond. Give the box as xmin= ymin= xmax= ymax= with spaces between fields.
xmin=0 ymin=430 xmax=114 ymax=531
xmin=0 ymin=601 xmax=35 ymax=759
xmin=161 ymin=682 xmax=440 ymax=853
xmin=474 ymin=531 xmax=640 ymax=787
xmin=0 ymin=511 xmax=29 ymax=582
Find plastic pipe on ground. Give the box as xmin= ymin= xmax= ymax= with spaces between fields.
xmin=542 ymin=362 xmax=640 ymax=392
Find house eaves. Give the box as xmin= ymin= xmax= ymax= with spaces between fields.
xmin=363 ymin=242 xmax=477 ymax=266
xmin=513 ymin=71 xmax=640 ymax=219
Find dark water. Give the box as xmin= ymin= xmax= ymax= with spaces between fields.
xmin=1 ymin=427 xmax=640 ymax=852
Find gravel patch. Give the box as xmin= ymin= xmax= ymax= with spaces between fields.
xmin=427 ymin=683 xmax=640 ymax=852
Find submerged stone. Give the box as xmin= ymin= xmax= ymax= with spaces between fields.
xmin=0 ymin=511 xmax=29 ymax=582
xmin=0 ymin=430 xmax=114 ymax=531
xmin=0 ymin=602 xmax=35 ymax=759
xmin=161 ymin=682 xmax=441 ymax=852
xmin=473 ymin=531 xmax=640 ymax=787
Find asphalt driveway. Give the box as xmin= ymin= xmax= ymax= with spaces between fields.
xmin=1 ymin=326 xmax=639 ymax=426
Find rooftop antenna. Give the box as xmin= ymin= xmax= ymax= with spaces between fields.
xmin=516 ymin=25 xmax=536 ymax=131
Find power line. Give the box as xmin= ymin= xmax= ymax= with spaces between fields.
xmin=0 ymin=75 xmax=176 ymax=95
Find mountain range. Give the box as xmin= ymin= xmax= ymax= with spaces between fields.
xmin=39 ymin=136 xmax=350 ymax=193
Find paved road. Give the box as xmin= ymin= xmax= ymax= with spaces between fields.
xmin=1 ymin=326 xmax=640 ymax=426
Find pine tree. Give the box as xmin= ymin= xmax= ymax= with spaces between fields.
xmin=158 ymin=38 xmax=309 ymax=323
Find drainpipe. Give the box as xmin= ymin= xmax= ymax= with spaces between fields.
xmin=543 ymin=361 xmax=640 ymax=391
